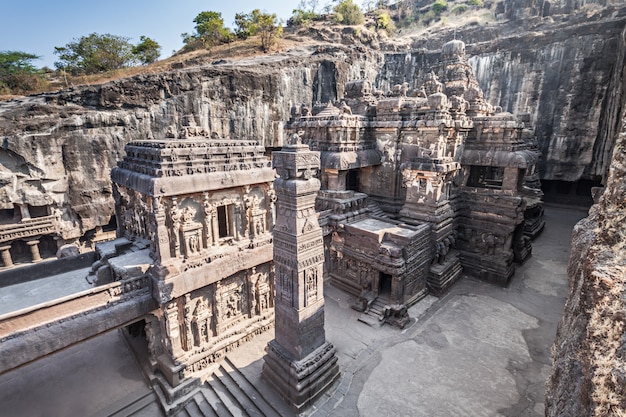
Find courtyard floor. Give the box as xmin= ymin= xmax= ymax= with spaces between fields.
xmin=0 ymin=205 xmax=587 ymax=417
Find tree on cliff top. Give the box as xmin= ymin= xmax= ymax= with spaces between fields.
xmin=332 ymin=0 xmax=365 ymax=25
xmin=54 ymin=33 xmax=135 ymax=75
xmin=0 ymin=51 xmax=46 ymax=94
xmin=132 ymin=36 xmax=161 ymax=65
xmin=182 ymin=11 xmax=232 ymax=51
xmin=234 ymin=10 xmax=283 ymax=53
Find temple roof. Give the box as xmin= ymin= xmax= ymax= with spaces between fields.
xmin=112 ymin=136 xmax=274 ymax=197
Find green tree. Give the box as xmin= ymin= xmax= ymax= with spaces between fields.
xmin=0 ymin=51 xmax=45 ymax=94
xmin=54 ymin=33 xmax=134 ymax=75
xmin=257 ymin=12 xmax=283 ymax=52
xmin=375 ymin=11 xmax=395 ymax=34
xmin=234 ymin=10 xmax=283 ymax=52
xmin=132 ymin=36 xmax=161 ymax=65
xmin=333 ymin=0 xmax=365 ymax=25
xmin=191 ymin=11 xmax=231 ymax=48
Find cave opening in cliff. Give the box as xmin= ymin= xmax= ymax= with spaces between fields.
xmin=102 ymin=216 xmax=117 ymax=233
xmin=27 ymin=205 xmax=49 ymax=218
xmin=0 ymin=208 xmax=15 ymax=224
xmin=541 ymin=179 xmax=602 ymax=206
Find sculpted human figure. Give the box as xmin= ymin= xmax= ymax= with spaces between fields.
xmin=170 ymin=198 xmax=181 ymax=255
xmin=183 ymin=294 xmax=194 ymax=350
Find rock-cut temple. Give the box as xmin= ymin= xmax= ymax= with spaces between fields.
xmin=91 ymin=39 xmax=544 ymax=413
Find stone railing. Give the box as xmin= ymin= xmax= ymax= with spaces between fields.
xmin=0 ymin=274 xmax=155 ymax=375
xmin=0 ymin=215 xmax=58 ymax=244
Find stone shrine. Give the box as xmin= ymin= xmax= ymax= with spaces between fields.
xmin=287 ymin=39 xmax=545 ymax=305
xmin=96 ymin=130 xmax=277 ymax=412
xmin=262 ymin=139 xmax=340 ymax=411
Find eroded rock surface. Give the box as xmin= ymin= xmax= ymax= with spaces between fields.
xmin=546 ymin=92 xmax=626 ymax=415
xmin=0 ymin=3 xmax=624 ymax=250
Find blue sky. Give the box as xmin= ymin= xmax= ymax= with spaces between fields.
xmin=0 ymin=1 xmax=309 ymax=68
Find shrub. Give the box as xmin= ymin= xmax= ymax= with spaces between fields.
xmin=431 ymin=0 xmax=448 ymax=14
xmin=468 ymin=0 xmax=483 ymax=6
xmin=288 ymin=9 xmax=319 ymax=27
xmin=333 ymin=0 xmax=365 ymax=25
xmin=375 ymin=11 xmax=395 ymax=34
xmin=451 ymin=4 xmax=468 ymax=14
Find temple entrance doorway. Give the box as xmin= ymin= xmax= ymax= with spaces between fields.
xmin=346 ymin=169 xmax=359 ymax=191
xmin=379 ymin=273 xmax=392 ymax=298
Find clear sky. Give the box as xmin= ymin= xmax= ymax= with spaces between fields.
xmin=0 ymin=0 xmax=308 ymax=68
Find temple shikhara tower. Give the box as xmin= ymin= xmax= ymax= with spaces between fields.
xmin=262 ymin=138 xmax=340 ymax=411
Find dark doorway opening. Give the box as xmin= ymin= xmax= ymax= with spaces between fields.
xmin=346 ymin=169 xmax=359 ymax=191
xmin=379 ymin=272 xmax=392 ymax=296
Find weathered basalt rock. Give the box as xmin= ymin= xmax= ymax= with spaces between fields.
xmin=0 ymin=4 xmax=624 ymax=253
xmin=546 ymin=74 xmax=626 ymax=417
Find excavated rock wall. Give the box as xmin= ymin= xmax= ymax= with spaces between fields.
xmin=0 ymin=8 xmax=624 ymax=243
xmin=469 ymin=17 xmax=626 ymax=182
xmin=0 ymin=48 xmax=382 ymax=241
xmin=545 ymin=86 xmax=626 ymax=417
xmin=545 ymin=13 xmax=626 ymax=414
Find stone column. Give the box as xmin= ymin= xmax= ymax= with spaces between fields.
xmin=0 ymin=245 xmax=13 ymax=267
xmin=26 ymin=240 xmax=41 ymax=262
xmin=262 ymin=143 xmax=339 ymax=411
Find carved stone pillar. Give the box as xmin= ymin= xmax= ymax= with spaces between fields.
xmin=17 ymin=203 xmax=30 ymax=220
xmin=164 ymin=301 xmax=183 ymax=358
xmin=0 ymin=245 xmax=13 ymax=267
xmin=202 ymin=192 xmax=214 ymax=248
xmin=262 ymin=142 xmax=339 ymax=411
xmin=26 ymin=240 xmax=41 ymax=262
xmin=211 ymin=213 xmax=219 ymax=245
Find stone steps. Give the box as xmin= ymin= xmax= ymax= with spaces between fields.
xmin=366 ymin=200 xmax=390 ymax=219
xmin=177 ymin=357 xmax=285 ymax=417
xmin=358 ymin=296 xmax=389 ymax=327
xmin=106 ymin=390 xmax=158 ymax=416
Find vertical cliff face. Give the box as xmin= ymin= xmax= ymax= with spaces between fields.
xmin=545 ymin=90 xmax=626 ymax=417
xmin=0 ymin=46 xmax=382 ymax=242
xmin=469 ymin=18 xmax=626 ymax=182
xmin=544 ymin=9 xmax=626 ymax=412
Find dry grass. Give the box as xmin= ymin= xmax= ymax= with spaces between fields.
xmin=0 ymin=34 xmax=307 ymax=101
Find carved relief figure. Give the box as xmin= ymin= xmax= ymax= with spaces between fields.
xmin=183 ymin=294 xmax=194 ymax=351
xmin=170 ymin=198 xmax=181 ymax=256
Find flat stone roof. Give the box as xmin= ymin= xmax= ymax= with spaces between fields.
xmin=347 ymin=218 xmax=420 ymax=240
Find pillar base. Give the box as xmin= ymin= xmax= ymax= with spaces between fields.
xmin=262 ymin=340 xmax=340 ymax=412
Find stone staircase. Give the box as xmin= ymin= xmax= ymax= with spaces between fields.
xmin=366 ymin=200 xmax=390 ymax=219
xmin=175 ymin=357 xmax=286 ymax=417
xmin=357 ymin=296 xmax=389 ymax=327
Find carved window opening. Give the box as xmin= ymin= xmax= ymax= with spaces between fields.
xmin=217 ymin=204 xmax=232 ymax=239
xmin=467 ymin=166 xmax=504 ymax=189
xmin=0 ymin=208 xmax=15 ymax=224
xmin=28 ymin=205 xmax=49 ymax=218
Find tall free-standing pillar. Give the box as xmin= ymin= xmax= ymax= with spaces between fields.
xmin=262 ymin=141 xmax=340 ymax=411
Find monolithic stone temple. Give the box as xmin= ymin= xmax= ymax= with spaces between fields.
xmin=99 ymin=127 xmax=278 ymax=411
xmin=88 ymin=39 xmax=543 ymax=413
xmin=288 ymin=39 xmax=544 ymax=314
